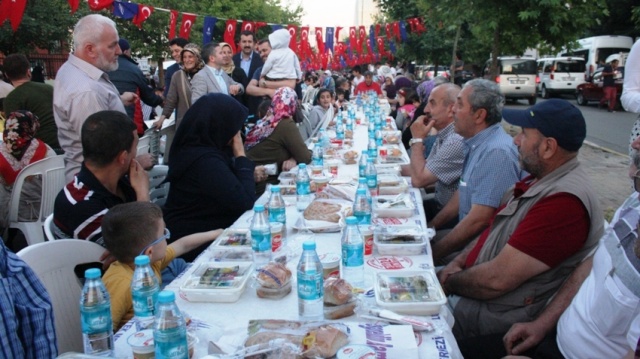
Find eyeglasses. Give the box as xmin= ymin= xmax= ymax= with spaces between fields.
xmin=634 ymin=170 xmax=640 ymax=193
xmin=139 ymin=228 xmax=170 ymax=256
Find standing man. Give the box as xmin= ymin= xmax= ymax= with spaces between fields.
xmin=401 ymin=83 xmax=465 ymax=228
xmin=163 ymin=37 xmax=188 ymax=98
xmin=600 ymin=58 xmax=619 ymax=112
xmin=53 ymin=14 xmax=143 ymax=182
xmin=429 ymin=79 xmax=521 ymax=264
xmin=3 ymin=53 xmax=61 ymax=152
xmin=191 ymin=42 xmax=244 ymax=104
xmin=351 ymin=65 xmax=365 ymax=89
xmin=452 ymin=52 xmax=464 ymax=86
xmin=233 ymin=30 xmax=263 ymax=79
xmin=108 ymin=39 xmax=164 ymax=136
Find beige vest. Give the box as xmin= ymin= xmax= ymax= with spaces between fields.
xmin=453 ymin=157 xmax=604 ymax=338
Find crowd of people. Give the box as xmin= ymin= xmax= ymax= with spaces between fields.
xmin=0 ymin=12 xmax=639 ymax=359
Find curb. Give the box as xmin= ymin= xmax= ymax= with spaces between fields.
xmin=583 ymin=140 xmax=629 ymax=158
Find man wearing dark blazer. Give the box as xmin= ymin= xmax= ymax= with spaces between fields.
xmin=191 ymin=42 xmax=244 ymax=105
xmin=232 ymin=31 xmax=263 ymax=79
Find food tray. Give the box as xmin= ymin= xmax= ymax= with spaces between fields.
xmin=373 ymin=225 xmax=429 ymax=255
xmin=278 ymin=171 xmax=297 ymax=185
xmin=377 ymin=145 xmax=409 ymax=165
xmin=374 ymin=269 xmax=446 ymax=315
xmin=372 ymin=195 xmax=415 ymax=218
xmin=180 ymin=261 xmax=254 ymax=302
xmin=207 ymin=247 xmax=254 ymax=262
xmin=375 ymin=164 xmax=401 ymax=175
xmin=292 ymin=198 xmax=352 ymax=233
xmin=382 ymin=131 xmax=402 ymax=145
xmin=377 ymin=174 xmax=409 ymax=196
xmin=211 ymin=228 xmax=252 ymax=248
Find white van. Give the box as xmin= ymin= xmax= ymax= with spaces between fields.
xmin=559 ymin=35 xmax=633 ymax=80
xmin=483 ymin=56 xmax=538 ymax=105
xmin=536 ymin=57 xmax=586 ymax=98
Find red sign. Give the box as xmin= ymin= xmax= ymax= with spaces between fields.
xmin=366 ymin=256 xmax=413 ymax=270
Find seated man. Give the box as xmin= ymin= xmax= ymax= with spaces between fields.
xmin=401 ymin=83 xmax=464 ymax=228
xmin=430 ymin=79 xmax=522 ymax=264
xmin=353 ymin=71 xmax=383 ymax=96
xmin=497 ymin=148 xmax=640 ymax=359
xmin=438 ymin=99 xmax=604 ymax=346
xmin=53 ymin=110 xmax=149 ymax=246
xmin=0 ymin=239 xmax=57 ymax=357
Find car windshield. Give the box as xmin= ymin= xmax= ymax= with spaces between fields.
xmin=556 ymin=61 xmax=585 ymax=73
xmin=500 ymin=59 xmax=537 ymax=75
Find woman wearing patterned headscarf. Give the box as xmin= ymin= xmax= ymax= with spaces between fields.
xmin=0 ymin=111 xmax=55 ymax=231
xmin=246 ymin=87 xmax=311 ymax=195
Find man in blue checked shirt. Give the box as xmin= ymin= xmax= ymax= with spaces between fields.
xmin=0 ymin=239 xmax=57 ymax=358
xmin=429 ymin=79 xmax=522 ymax=265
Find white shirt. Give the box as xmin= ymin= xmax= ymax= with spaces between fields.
xmin=622 ymin=39 xmax=640 ymax=113
xmin=0 ymin=80 xmax=13 ymax=98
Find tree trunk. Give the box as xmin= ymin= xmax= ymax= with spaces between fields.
xmin=451 ymin=24 xmax=461 ymax=83
xmin=490 ymin=25 xmax=501 ymax=80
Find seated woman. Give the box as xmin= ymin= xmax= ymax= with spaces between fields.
xmin=246 ymin=87 xmax=311 ymax=196
xmin=163 ymin=94 xmax=256 ymax=261
xmin=382 ymin=75 xmax=397 ymax=104
xmin=0 ymin=111 xmax=55 ymax=237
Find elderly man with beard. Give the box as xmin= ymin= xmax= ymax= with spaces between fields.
xmin=437 ymin=99 xmax=605 ymax=350
xmin=53 ymin=14 xmax=143 ymax=181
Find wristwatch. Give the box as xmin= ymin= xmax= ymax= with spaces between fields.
xmin=409 ymin=138 xmax=423 ymax=146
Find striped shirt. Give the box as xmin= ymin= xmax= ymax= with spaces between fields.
xmin=53 ymin=54 xmax=126 ymax=182
xmin=425 ymin=122 xmax=465 ymax=206
xmin=459 ymin=123 xmax=522 ymax=219
xmin=0 ymin=240 xmax=57 ymax=358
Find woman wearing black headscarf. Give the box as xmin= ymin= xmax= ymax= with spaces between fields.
xmin=163 ymin=94 xmax=256 ymax=261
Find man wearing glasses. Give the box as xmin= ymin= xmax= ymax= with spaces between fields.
xmin=439 ymin=99 xmax=605 ymax=353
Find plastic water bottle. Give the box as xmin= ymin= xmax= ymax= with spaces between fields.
xmin=357 ymin=177 xmax=372 ymax=206
xmin=336 ymin=122 xmax=345 ymax=140
xmin=312 ymin=146 xmax=324 ymax=166
xmin=296 ymin=164 xmax=311 ymax=211
xmin=318 ymin=129 xmax=329 ymax=149
xmin=250 ymin=204 xmax=272 ymax=268
xmin=353 ymin=188 xmax=372 ymax=225
xmin=268 ymin=185 xmax=287 ymax=247
xmin=359 ymin=151 xmax=369 ymax=178
xmin=365 ymin=157 xmax=378 ymax=196
xmin=154 ymin=291 xmax=188 ymax=359
xmin=80 ymin=268 xmax=114 ymax=356
xmin=341 ymin=216 xmax=364 ymax=287
xmin=131 ymin=255 xmax=160 ymax=331
xmin=297 ymin=241 xmax=324 ymax=321
xmin=368 ymin=138 xmax=378 ymax=160
xmin=368 ymin=121 xmax=376 ymax=138
xmin=375 ymin=129 xmax=383 ymax=146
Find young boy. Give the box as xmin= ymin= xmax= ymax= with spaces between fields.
xmin=101 ymin=201 xmax=222 ymax=330
xmin=259 ymin=28 xmax=302 ymax=85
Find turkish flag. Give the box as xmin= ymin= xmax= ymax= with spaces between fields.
xmin=376 ymin=37 xmax=386 ymax=55
xmin=0 ymin=0 xmax=27 ymax=31
xmin=392 ymin=21 xmax=401 ymax=42
xmin=133 ymin=4 xmax=153 ymax=28
xmin=348 ymin=27 xmax=357 ymax=52
xmin=242 ymin=20 xmax=256 ymax=33
xmin=385 ymin=23 xmax=392 ymax=41
xmin=415 ymin=17 xmax=426 ymax=34
xmin=315 ymin=27 xmax=324 ymax=54
xmin=375 ymin=24 xmax=381 ymax=39
xmin=68 ymin=0 xmax=80 ymax=13
xmin=358 ymin=26 xmax=366 ymax=53
xmin=179 ymin=13 xmax=196 ymax=39
xmin=88 ymin=0 xmax=114 ymax=11
xmin=287 ymin=25 xmax=298 ymax=52
xmin=335 ymin=26 xmax=343 ymax=44
xmin=300 ymin=26 xmax=311 ymax=58
xmin=168 ymin=9 xmax=178 ymax=39
xmin=366 ymin=38 xmax=374 ymax=55
xmin=255 ymin=21 xmax=267 ymax=32
xmin=224 ymin=20 xmax=237 ymax=53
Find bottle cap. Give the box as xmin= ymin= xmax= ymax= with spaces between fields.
xmin=346 ymin=216 xmax=358 ymax=225
xmin=367 ymin=157 xmax=374 ymax=163
xmin=302 ymin=241 xmax=316 ymax=250
xmin=299 ymin=163 xmax=307 ymax=169
xmin=85 ymin=268 xmax=101 ymax=279
xmin=254 ymin=204 xmax=265 ymax=212
xmin=270 ymin=185 xmax=280 ymax=192
xmin=134 ymin=255 xmax=150 ymax=266
xmin=356 ymin=188 xmax=367 ymax=195
xmin=157 ymin=290 xmax=175 ymax=303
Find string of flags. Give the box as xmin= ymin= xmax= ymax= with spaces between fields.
xmin=0 ymin=0 xmax=428 ymax=70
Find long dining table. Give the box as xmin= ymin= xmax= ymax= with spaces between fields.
xmin=114 ymin=101 xmax=463 ymax=359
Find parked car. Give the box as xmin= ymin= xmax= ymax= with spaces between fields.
xmin=483 ymin=56 xmax=538 ymax=105
xmin=536 ymin=57 xmax=586 ymax=98
xmin=575 ymin=69 xmax=623 ymax=109
xmin=424 ymin=66 xmax=450 ymax=80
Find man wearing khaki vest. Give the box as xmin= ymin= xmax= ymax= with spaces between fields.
xmin=437 ymin=99 xmax=604 ymax=350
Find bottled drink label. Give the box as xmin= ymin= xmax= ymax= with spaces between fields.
xmin=354 ymin=212 xmax=371 ymax=225
xmin=366 ymin=176 xmax=377 ymax=188
xmin=251 ymin=230 xmax=272 ymax=252
xmin=155 ymin=327 xmax=188 ymax=359
xmin=132 ymin=289 xmax=156 ymax=317
xmin=297 ymin=271 xmax=323 ymax=300
xmin=81 ymin=304 xmax=112 ymax=334
xmin=342 ymin=243 xmax=364 ymax=267
xmin=269 ymin=207 xmax=286 ymax=224
xmin=296 ymin=181 xmax=310 ymax=195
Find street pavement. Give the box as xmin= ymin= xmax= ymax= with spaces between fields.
xmin=503 ymin=96 xmax=633 ymax=220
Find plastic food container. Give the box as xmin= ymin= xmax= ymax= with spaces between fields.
xmin=179 ymin=261 xmax=254 ymax=302
xmin=211 ymin=228 xmax=252 ymax=248
xmin=208 ymin=247 xmax=254 ymax=262
xmin=374 ymin=225 xmax=429 ymax=255
xmin=377 ymin=175 xmax=409 ymax=196
xmin=127 ymin=329 xmax=154 ymax=359
xmin=278 ymin=171 xmax=297 ymax=185
xmin=374 ymin=270 xmax=447 ymax=315
xmin=382 ymin=130 xmax=402 ymax=145
xmin=319 ymin=252 xmax=341 ymax=279
xmin=372 ymin=195 xmax=415 ymax=218
xmin=375 ymin=164 xmax=401 ymax=175
xmin=256 ymin=280 xmax=292 ymax=299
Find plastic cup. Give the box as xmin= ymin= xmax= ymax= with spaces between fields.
xmin=328 ymin=161 xmax=339 ymax=176
xmin=310 ymin=165 xmax=324 ymax=176
xmin=270 ymin=222 xmax=284 ymax=252
xmin=127 ymin=330 xmax=154 ymax=359
xmin=313 ymin=176 xmax=330 ymax=192
xmin=319 ymin=252 xmax=341 ymax=279
xmin=188 ymin=332 xmax=198 ymax=359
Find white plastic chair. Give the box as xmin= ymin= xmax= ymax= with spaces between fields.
xmin=148 ymin=165 xmax=170 ymax=206
xmin=18 ymin=239 xmax=106 ymax=354
xmin=5 ymin=155 xmax=65 ymax=245
xmin=137 ymin=133 xmax=151 ymax=156
xmin=43 ymin=213 xmax=55 ymax=241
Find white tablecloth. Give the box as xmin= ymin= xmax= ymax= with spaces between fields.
xmin=114 ymin=107 xmax=462 ymax=359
